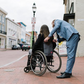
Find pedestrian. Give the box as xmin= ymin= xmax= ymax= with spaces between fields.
xmin=27 ymin=25 xmax=56 ymax=67
xmin=44 ymin=19 xmax=80 ymax=78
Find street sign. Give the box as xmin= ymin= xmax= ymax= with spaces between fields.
xmin=31 ymin=17 xmax=36 ymax=24
xmin=32 ymin=24 xmax=35 ymax=30
xmin=59 ymin=41 xmax=67 ymax=56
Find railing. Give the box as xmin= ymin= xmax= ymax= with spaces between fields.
xmin=69 ymin=2 xmax=74 ymax=14
xmin=0 ymin=30 xmax=7 ymax=35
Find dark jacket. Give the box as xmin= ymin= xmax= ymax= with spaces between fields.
xmin=32 ymin=34 xmax=56 ymax=53
xmin=32 ymin=34 xmax=44 ymax=52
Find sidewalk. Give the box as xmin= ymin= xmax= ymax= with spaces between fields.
xmin=0 ymin=48 xmax=7 ymax=51
xmin=0 ymin=56 xmax=84 ymax=84
xmin=0 ymin=48 xmax=11 ymax=51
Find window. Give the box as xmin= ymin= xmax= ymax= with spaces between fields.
xmin=68 ymin=19 xmax=74 ymax=27
xmin=0 ymin=15 xmax=1 ymax=21
xmin=2 ymin=15 xmax=4 ymax=22
xmin=0 ymin=24 xmax=1 ymax=30
xmin=0 ymin=12 xmax=1 ymax=21
xmin=0 ymin=38 xmax=1 ymax=48
xmin=2 ymin=25 xmax=4 ymax=31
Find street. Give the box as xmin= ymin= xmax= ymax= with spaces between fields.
xmin=0 ymin=50 xmax=84 ymax=84
xmin=0 ymin=50 xmax=28 ymax=67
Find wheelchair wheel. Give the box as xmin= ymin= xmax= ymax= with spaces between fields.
xmin=47 ymin=50 xmax=62 ymax=73
xmin=30 ymin=50 xmax=47 ymax=76
xmin=24 ymin=66 xmax=30 ymax=73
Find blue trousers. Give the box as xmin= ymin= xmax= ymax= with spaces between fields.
xmin=65 ymin=34 xmax=80 ymax=73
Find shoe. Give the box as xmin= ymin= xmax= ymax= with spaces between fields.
xmin=56 ymin=72 xmax=72 ymax=79
xmin=61 ymin=72 xmax=72 ymax=76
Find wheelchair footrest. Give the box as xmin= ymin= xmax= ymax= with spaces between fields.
xmin=47 ymin=63 xmax=54 ymax=67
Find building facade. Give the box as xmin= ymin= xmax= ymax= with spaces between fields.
xmin=0 ymin=7 xmax=32 ymax=49
xmin=0 ymin=7 xmax=7 ymax=49
xmin=25 ymin=32 xmax=31 ymax=44
xmin=6 ymin=18 xmax=18 ymax=49
xmin=17 ymin=22 xmax=26 ymax=43
xmin=63 ymin=0 xmax=84 ymax=56
xmin=17 ymin=24 xmax=21 ymax=44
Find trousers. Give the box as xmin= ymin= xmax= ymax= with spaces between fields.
xmin=65 ymin=34 xmax=80 ymax=73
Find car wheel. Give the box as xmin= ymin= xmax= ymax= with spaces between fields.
xmin=25 ymin=49 xmax=26 ymax=51
xmin=22 ymin=49 xmax=23 ymax=51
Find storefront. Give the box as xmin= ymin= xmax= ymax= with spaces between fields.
xmin=7 ymin=38 xmax=17 ymax=49
xmin=0 ymin=36 xmax=6 ymax=48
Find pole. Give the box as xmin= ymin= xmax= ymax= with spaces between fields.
xmin=32 ymin=12 xmax=35 ymax=48
xmin=31 ymin=3 xmax=36 ymax=48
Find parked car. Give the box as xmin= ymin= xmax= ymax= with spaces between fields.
xmin=12 ymin=44 xmax=21 ymax=50
xmin=22 ymin=44 xmax=30 ymax=51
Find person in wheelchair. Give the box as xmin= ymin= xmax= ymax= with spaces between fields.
xmin=27 ymin=25 xmax=56 ymax=67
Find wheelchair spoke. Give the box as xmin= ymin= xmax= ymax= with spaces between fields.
xmin=47 ymin=50 xmax=62 ymax=73
xmin=30 ymin=50 xmax=47 ymax=76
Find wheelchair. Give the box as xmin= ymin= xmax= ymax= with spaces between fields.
xmin=24 ymin=50 xmax=62 ymax=76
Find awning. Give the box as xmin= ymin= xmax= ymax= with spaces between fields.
xmin=9 ymin=38 xmax=16 ymax=41
xmin=63 ymin=13 xmax=75 ymax=22
xmin=21 ymin=39 xmax=26 ymax=43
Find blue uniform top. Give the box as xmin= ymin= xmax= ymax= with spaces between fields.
xmin=49 ymin=19 xmax=79 ymax=41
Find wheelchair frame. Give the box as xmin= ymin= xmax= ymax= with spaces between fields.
xmin=24 ymin=50 xmax=62 ymax=76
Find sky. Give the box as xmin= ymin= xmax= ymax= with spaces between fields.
xmin=0 ymin=0 xmax=64 ymax=34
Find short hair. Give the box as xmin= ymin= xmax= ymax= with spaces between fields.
xmin=52 ymin=19 xmax=56 ymax=23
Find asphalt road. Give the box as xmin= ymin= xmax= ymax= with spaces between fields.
xmin=0 ymin=50 xmax=28 ymax=67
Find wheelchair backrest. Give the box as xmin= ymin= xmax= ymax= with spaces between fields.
xmin=43 ymin=42 xmax=53 ymax=56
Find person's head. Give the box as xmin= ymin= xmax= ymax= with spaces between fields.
xmin=40 ymin=25 xmax=50 ymax=38
xmin=52 ymin=19 xmax=56 ymax=27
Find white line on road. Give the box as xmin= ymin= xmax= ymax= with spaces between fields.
xmin=0 ymin=54 xmax=28 ymax=68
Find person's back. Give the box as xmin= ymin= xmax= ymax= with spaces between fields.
xmin=32 ymin=25 xmax=55 ymax=62
xmin=32 ymin=34 xmax=44 ymax=52
xmin=32 ymin=25 xmax=51 ymax=52
xmin=49 ymin=19 xmax=79 ymax=41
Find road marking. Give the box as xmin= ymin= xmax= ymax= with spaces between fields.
xmin=4 ymin=69 xmax=14 ymax=72
xmin=0 ymin=54 xmax=27 ymax=68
